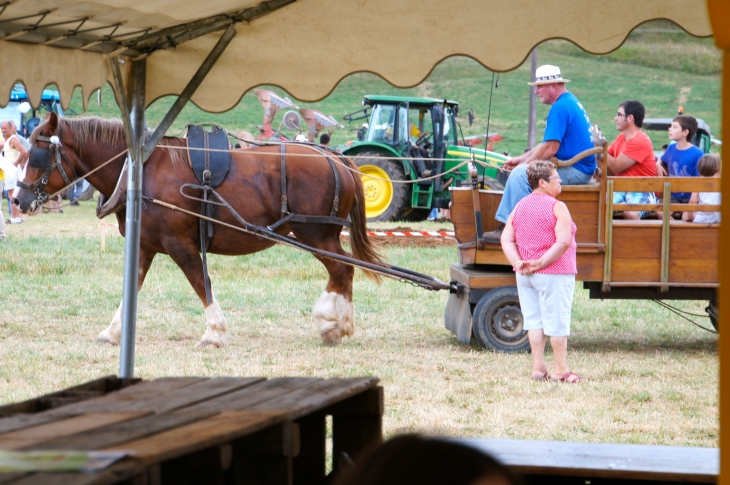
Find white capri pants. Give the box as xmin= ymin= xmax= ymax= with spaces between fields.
xmin=516 ymin=273 xmax=575 ymax=337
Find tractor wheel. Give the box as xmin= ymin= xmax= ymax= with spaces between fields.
xmin=355 ymin=151 xmax=411 ymax=222
xmin=472 ymin=287 xmax=530 ymax=352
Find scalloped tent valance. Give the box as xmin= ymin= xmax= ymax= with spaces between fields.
xmin=0 ymin=0 xmax=713 ymax=112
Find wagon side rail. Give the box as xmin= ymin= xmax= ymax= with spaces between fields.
xmin=603 ymin=176 xmax=721 ymax=293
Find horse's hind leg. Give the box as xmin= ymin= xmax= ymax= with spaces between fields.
xmin=96 ymin=249 xmax=156 ymax=345
xmin=165 ymin=240 xmax=228 ymax=349
xmin=295 ymin=228 xmax=355 ymax=344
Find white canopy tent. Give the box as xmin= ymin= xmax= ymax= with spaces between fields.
xmin=2 ymin=0 xmax=728 ymax=478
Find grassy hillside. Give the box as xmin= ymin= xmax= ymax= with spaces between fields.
xmin=67 ymin=25 xmax=722 ymax=157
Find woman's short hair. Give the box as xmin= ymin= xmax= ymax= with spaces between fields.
xmin=334 ymin=434 xmax=518 ymax=485
xmin=526 ymin=161 xmax=555 ymax=189
xmin=698 ymin=154 xmax=721 ymax=177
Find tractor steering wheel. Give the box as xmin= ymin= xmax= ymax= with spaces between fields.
xmin=415 ymin=131 xmax=432 ymax=146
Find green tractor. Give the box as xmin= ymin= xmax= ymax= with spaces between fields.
xmin=342 ymin=95 xmax=508 ymax=221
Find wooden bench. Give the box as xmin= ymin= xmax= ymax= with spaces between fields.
xmin=0 ymin=376 xmax=383 ymax=485
xmin=457 ymin=438 xmax=718 ymax=484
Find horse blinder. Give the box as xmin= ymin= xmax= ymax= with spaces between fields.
xmin=28 ymin=146 xmax=51 ymax=170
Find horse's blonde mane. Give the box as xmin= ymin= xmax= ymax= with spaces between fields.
xmin=32 ymin=117 xmax=187 ymax=166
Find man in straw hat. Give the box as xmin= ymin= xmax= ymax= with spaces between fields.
xmin=483 ymin=65 xmax=596 ymax=244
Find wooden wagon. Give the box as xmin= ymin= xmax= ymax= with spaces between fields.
xmin=444 ymin=139 xmax=720 ymax=352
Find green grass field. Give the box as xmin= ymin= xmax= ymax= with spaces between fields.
xmin=0 ymin=203 xmax=719 ymax=446
xmin=66 ymin=21 xmax=722 ymax=157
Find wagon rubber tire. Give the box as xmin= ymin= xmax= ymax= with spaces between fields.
xmin=355 ymin=151 xmax=410 ymax=222
xmin=472 ymin=286 xmax=530 ymax=352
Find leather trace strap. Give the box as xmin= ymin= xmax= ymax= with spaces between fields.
xmin=280 ymin=143 xmax=288 ymax=215
xmin=200 ymin=129 xmax=213 ymax=306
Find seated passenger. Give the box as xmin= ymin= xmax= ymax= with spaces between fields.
xmin=483 ymin=65 xmax=595 ymax=243
xmin=606 ymin=100 xmax=657 ymax=220
xmin=656 ymin=115 xmax=703 ymax=219
xmin=684 ymin=154 xmax=721 ymax=224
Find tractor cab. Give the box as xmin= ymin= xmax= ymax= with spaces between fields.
xmin=346 ymin=95 xmax=459 ymax=167
xmin=342 ymin=95 xmax=505 ymax=222
xmin=0 ymin=84 xmax=65 ymax=138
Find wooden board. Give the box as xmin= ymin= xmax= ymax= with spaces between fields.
xmin=45 ymin=377 xmax=208 ymax=416
xmin=458 ymin=438 xmax=717 ymax=483
xmin=450 ymin=264 xmax=516 ymax=290
xmin=0 ymin=413 xmax=147 ymax=451
xmin=0 ymin=376 xmax=139 ymax=418
xmin=249 ymin=378 xmax=380 ymax=420
xmin=184 ymin=377 xmax=322 ymax=413
xmin=610 ymin=176 xmax=720 ymax=193
xmin=102 ymin=411 xmax=287 ymax=466
xmin=29 ymin=410 xmax=221 ymax=451
xmin=122 ymin=377 xmax=264 ymax=413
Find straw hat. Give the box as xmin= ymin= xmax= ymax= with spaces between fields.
xmin=527 ymin=65 xmax=571 ymax=86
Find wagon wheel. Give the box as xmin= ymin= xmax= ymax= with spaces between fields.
xmin=355 ymin=151 xmax=411 ymax=221
xmin=472 ymin=287 xmax=529 ymax=352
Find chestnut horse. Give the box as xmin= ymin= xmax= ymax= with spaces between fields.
xmin=14 ymin=113 xmax=382 ymax=348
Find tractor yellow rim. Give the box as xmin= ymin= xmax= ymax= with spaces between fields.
xmin=359 ymin=165 xmax=393 ymax=218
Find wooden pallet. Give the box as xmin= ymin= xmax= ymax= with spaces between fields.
xmin=0 ymin=376 xmax=383 ymax=485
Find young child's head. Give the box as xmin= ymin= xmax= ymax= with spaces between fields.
xmin=669 ymin=115 xmax=698 ymax=143
xmin=698 ymin=154 xmax=721 ymax=177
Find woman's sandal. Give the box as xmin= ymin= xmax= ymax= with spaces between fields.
xmin=532 ymin=371 xmax=550 ymax=381
xmin=552 ymin=371 xmax=583 ymax=383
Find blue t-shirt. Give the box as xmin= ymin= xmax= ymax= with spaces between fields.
xmin=661 ymin=144 xmax=703 ymax=199
xmin=543 ymin=92 xmax=596 ymax=175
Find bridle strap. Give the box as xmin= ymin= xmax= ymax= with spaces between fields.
xmin=19 ymin=133 xmax=79 ymax=203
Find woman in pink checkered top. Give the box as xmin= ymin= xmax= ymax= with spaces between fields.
xmin=500 ymin=160 xmax=582 ymax=383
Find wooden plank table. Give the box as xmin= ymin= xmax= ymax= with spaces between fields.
xmin=459 ymin=438 xmax=718 ymax=484
xmin=0 ymin=376 xmax=383 ymax=485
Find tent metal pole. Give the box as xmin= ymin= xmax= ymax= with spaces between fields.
xmin=527 ymin=48 xmax=538 ymax=149
xmin=118 ymin=58 xmax=147 ymax=378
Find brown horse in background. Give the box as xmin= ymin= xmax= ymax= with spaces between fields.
xmin=14 ymin=113 xmax=382 ymax=348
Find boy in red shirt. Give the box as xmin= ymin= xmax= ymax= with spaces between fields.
xmin=606 ymin=100 xmax=657 ymax=219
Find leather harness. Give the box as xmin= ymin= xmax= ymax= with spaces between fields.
xmin=267 ymin=142 xmax=350 ymax=232
xmin=18 ymin=134 xmax=79 ymax=203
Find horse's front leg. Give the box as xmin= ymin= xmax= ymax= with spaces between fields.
xmin=96 ymin=249 xmax=156 ymax=345
xmin=165 ymin=240 xmax=228 ymax=349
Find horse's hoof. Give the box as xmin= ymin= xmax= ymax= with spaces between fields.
xmin=195 ymin=340 xmax=223 ymax=349
xmin=94 ymin=337 xmax=119 ymax=346
xmin=320 ymin=328 xmax=343 ymax=345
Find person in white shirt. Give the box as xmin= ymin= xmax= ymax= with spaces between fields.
xmin=684 ymin=154 xmax=721 ymax=224
xmin=0 ymin=121 xmax=28 ymax=224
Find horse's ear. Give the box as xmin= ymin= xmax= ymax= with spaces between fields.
xmin=48 ymin=112 xmax=58 ymax=133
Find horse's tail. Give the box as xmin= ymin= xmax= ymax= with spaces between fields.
xmin=344 ymin=156 xmax=385 ymax=284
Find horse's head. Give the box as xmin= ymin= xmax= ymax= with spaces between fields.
xmin=13 ymin=112 xmax=81 ymax=214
